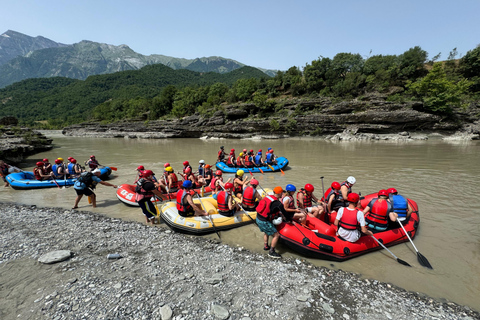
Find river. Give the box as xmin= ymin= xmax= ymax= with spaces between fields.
xmin=2 ymin=132 xmax=479 ymax=312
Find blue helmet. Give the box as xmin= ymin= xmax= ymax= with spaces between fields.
xmin=286 ymin=184 xmax=296 ymax=192
xmin=183 ymin=180 xmax=193 ymax=188
xmin=268 ymin=147 xmax=272 ymax=151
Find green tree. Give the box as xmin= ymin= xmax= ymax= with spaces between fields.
xmin=303 ymin=57 xmax=332 ymax=93
xmin=459 ymin=45 xmax=480 ymax=93
xmin=396 ymin=46 xmax=428 ymax=81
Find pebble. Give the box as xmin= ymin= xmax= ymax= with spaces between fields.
xmin=212 ymin=304 xmax=230 ymax=320
xmin=38 ymin=250 xmax=72 ymax=264
xmin=160 ymin=304 xmax=173 ymax=320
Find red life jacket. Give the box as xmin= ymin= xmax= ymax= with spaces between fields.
xmin=168 ymin=173 xmax=178 ymax=188
xmin=218 ymin=150 xmax=225 ymax=160
xmin=242 ymin=186 xmax=256 ymax=207
xmin=227 ymin=155 xmax=235 ymax=166
xmin=281 ymin=194 xmax=295 ymax=210
xmin=209 ymin=176 xmax=217 ymax=190
xmin=88 ymin=159 xmax=99 ymax=169
xmin=176 ymin=189 xmax=193 ymax=212
xmin=236 ymin=156 xmax=243 ymax=166
xmin=256 ymin=195 xmax=278 ymax=220
xmin=217 ymin=191 xmax=230 ymax=212
xmin=33 ymin=167 xmax=45 ymax=180
xmin=338 ymin=207 xmax=360 ymax=230
xmin=366 ymin=198 xmax=391 ymax=228
xmin=234 ymin=177 xmax=243 ymax=194
xmin=296 ymin=189 xmax=312 ymax=208
xmin=244 ymin=155 xmax=253 ymax=167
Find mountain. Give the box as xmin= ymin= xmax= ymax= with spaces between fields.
xmin=0 ymin=30 xmax=277 ymax=88
xmin=0 ymin=30 xmax=68 ymax=65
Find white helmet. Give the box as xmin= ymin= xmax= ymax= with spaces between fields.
xmin=347 ymin=176 xmax=356 ymax=185
xmin=272 ymin=216 xmax=283 ymax=225
xmin=199 ymin=160 xmax=205 ymax=164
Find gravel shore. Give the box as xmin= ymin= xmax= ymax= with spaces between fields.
xmin=1 ymin=203 xmax=478 ymax=320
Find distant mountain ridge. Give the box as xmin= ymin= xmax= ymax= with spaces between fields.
xmin=0 ymin=30 xmax=277 ymax=88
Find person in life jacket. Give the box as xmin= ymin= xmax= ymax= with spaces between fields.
xmin=183 ymin=167 xmax=200 ymax=188
xmin=0 ymin=160 xmax=18 ymax=187
xmin=73 ymin=168 xmax=117 ymax=209
xmin=176 ymin=180 xmax=207 ymax=217
xmin=163 ymin=166 xmax=179 ymax=193
xmin=254 ymin=150 xmax=264 ymax=166
xmin=339 ymin=176 xmax=356 ymax=206
xmin=134 ymin=165 xmax=146 ymax=183
xmin=334 ymin=193 xmax=373 ymax=242
xmin=240 ymin=178 xmax=263 ymax=211
xmin=217 ymin=146 xmax=226 ymax=163
xmin=281 ymin=184 xmax=307 ymax=224
xmin=226 ymin=150 xmax=236 ymax=167
xmin=387 ymin=188 xmax=413 ymax=223
xmin=244 ymin=151 xmax=254 ymax=168
xmin=135 ymin=170 xmax=164 ymax=224
xmin=210 ymin=170 xmax=231 ymax=200
xmin=296 ymin=183 xmax=325 ymax=220
xmin=85 ymin=155 xmax=101 ymax=171
xmin=265 ymin=149 xmax=277 ymax=165
xmin=182 ymin=161 xmax=193 ymax=174
xmin=196 ymin=160 xmax=208 ymax=186
xmin=67 ymin=159 xmax=83 ymax=178
xmin=42 ymin=158 xmax=52 ymax=174
xmin=216 ymin=182 xmax=240 ymax=217
xmin=256 ymin=186 xmax=294 ymax=259
xmin=326 ymin=181 xmax=343 ymax=213
xmin=363 ymin=189 xmax=397 ymax=231
xmin=51 ymin=158 xmax=67 ymax=179
xmin=203 ymin=164 xmax=213 ymax=186
xmin=33 ymin=161 xmax=51 ymax=181
xmin=236 ymin=152 xmax=245 ymax=167
xmin=233 ymin=170 xmax=249 ymax=198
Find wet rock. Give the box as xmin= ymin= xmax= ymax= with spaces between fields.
xmin=38 ymin=250 xmax=72 ymax=264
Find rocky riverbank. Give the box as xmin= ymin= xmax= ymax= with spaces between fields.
xmin=0 ymin=118 xmax=53 ymax=163
xmin=62 ymin=97 xmax=480 ymax=141
xmin=1 ymin=203 xmax=478 ymax=320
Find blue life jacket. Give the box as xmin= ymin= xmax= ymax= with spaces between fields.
xmin=254 ymin=154 xmax=262 ymax=165
xmin=198 ymin=165 xmax=204 ymax=176
xmin=389 ymin=194 xmax=408 ymax=218
xmin=266 ymin=153 xmax=273 ymax=164
xmin=51 ymin=164 xmax=64 ymax=178
xmin=67 ymin=163 xmax=75 ymax=174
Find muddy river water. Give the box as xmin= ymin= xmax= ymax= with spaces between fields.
xmin=2 ymin=132 xmax=479 ymax=311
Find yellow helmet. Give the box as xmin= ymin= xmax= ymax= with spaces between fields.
xmin=165 ymin=166 xmax=173 ymax=172
xmin=236 ymin=169 xmax=244 ymax=176
xmin=57 ymin=157 xmax=64 ymax=161
xmin=239 ymin=152 xmax=244 ymax=156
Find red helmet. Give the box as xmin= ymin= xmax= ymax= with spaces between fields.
xmin=387 ymin=188 xmax=398 ymax=195
xmin=231 ymin=149 xmax=235 ymax=152
xmin=269 ymin=149 xmax=274 ymax=153
xmin=185 ymin=167 xmax=191 ymax=174
xmin=54 ymin=159 xmax=62 ymax=164
xmin=331 ymin=182 xmax=341 ymax=190
xmin=71 ymin=159 xmax=77 ymax=164
xmin=90 ymin=155 xmax=95 ymax=159
xmin=137 ymin=165 xmax=145 ymax=171
xmin=347 ymin=193 xmax=360 ymax=203
xmin=243 ymin=149 xmax=247 ymax=153
xmin=67 ymin=157 xmax=73 ymax=160
xmin=249 ymin=149 xmax=254 ymax=153
xmin=250 ymin=179 xmax=259 ymax=186
xmin=229 ymin=151 xmax=234 ymax=155
xmin=43 ymin=158 xmax=49 ymax=162
xmin=183 ymin=161 xmax=189 ymax=166
xmin=378 ymin=189 xmax=389 ymax=197
xmin=224 ymin=182 xmax=234 ymax=189
xmin=36 ymin=161 xmax=44 ymax=166
xmin=216 ymin=170 xmax=223 ymax=176
xmin=305 ymin=184 xmax=314 ymax=192
xmin=143 ymin=170 xmax=154 ymax=178
xmin=164 ymin=163 xmax=170 ymax=168
xmin=258 ymin=149 xmax=262 ymax=152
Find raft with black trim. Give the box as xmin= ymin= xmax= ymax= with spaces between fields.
xmin=159 ymin=188 xmax=272 ymax=234
xmin=276 ymin=192 xmax=419 ymax=261
xmin=116 ymin=182 xmax=212 ymax=206
xmin=215 ymin=157 xmax=289 ymax=173
xmin=6 ymin=167 xmax=112 ymax=190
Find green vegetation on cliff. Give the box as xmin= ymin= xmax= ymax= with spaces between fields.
xmin=1 ymin=45 xmax=479 ymax=128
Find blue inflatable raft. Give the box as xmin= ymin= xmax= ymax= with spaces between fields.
xmin=6 ymin=167 xmax=112 ymax=190
xmin=215 ymin=157 xmax=289 ymax=173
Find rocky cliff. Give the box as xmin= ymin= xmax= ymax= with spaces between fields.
xmin=62 ymin=96 xmax=480 ymax=141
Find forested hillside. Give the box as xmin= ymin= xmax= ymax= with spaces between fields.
xmin=1 ymin=45 xmax=479 ymax=129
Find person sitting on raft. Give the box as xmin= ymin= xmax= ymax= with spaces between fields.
xmin=176 ymin=180 xmax=207 ymax=217
xmin=203 ymin=164 xmax=213 ymax=186
xmin=387 ymin=188 xmax=413 ymax=223
xmin=196 ymin=160 xmax=207 ymax=185
xmin=334 ymin=193 xmax=373 ymax=242
xmin=233 ymin=170 xmax=249 ymax=198
xmin=236 ymin=152 xmax=245 ymax=167
xmin=33 ymin=161 xmax=51 ymax=181
xmin=85 ymin=155 xmax=101 ymax=171
xmin=135 ymin=170 xmax=164 ymax=224
xmin=51 ymin=158 xmax=67 ymax=179
xmin=326 ymin=181 xmax=343 ymax=213
xmin=134 ymin=165 xmax=146 ymax=183
xmin=296 ymin=183 xmax=325 ymax=220
xmin=217 ymin=146 xmax=226 ymax=163
xmin=265 ymin=149 xmax=277 ymax=166
xmin=363 ymin=189 xmax=398 ymax=232
xmin=217 ymin=182 xmax=240 ymax=217
xmin=244 ymin=150 xmax=255 ymax=168
xmin=281 ymin=184 xmax=307 ymax=224
xmin=226 ymin=149 xmax=236 ymax=167
xmin=210 ymin=170 xmax=231 ymax=200
xmin=339 ymin=176 xmax=356 ymax=206
xmin=42 ymin=158 xmax=52 ymax=175
xmin=67 ymin=159 xmax=83 ymax=178
xmin=163 ymin=166 xmax=178 ymax=193
xmin=182 ymin=161 xmax=192 ymax=175
xmin=183 ymin=167 xmax=202 ymax=188
xmin=240 ymin=178 xmax=263 ymax=211
xmin=254 ymin=150 xmax=264 ymax=167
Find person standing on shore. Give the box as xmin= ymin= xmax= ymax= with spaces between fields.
xmin=135 ymin=170 xmax=163 ymax=224
xmin=72 ymin=168 xmax=117 ymax=209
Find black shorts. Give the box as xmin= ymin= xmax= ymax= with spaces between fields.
xmin=75 ymin=188 xmax=94 ymax=196
xmin=218 ymin=209 xmax=236 ymax=217
xmin=178 ymin=210 xmax=195 ymax=217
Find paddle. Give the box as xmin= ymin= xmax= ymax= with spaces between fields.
xmin=195 ymin=193 xmax=220 ymax=239
xmin=51 ymin=176 xmax=61 ymax=189
xmin=259 ymin=168 xmax=264 ymax=174
xmin=370 ymin=235 xmax=411 ymax=267
xmin=220 ymin=184 xmax=256 ymax=225
xmin=280 ymin=168 xmax=285 ymax=175
xmin=63 ymin=166 xmax=67 ymax=189
xmin=267 ymin=164 xmax=275 ymax=172
xmin=397 ymin=219 xmax=433 ymax=269
xmin=110 ymin=166 xmax=118 ymax=171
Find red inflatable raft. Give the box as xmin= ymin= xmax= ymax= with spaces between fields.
xmin=116 ymin=182 xmax=212 ymax=206
xmin=277 ymin=192 xmax=419 ymax=261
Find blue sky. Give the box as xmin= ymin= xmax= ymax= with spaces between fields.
xmin=2 ymin=0 xmax=479 ymax=71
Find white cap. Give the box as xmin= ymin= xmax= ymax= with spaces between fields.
xmin=92 ymin=169 xmax=101 ymax=174
xmin=199 ymin=160 xmax=205 ymax=164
